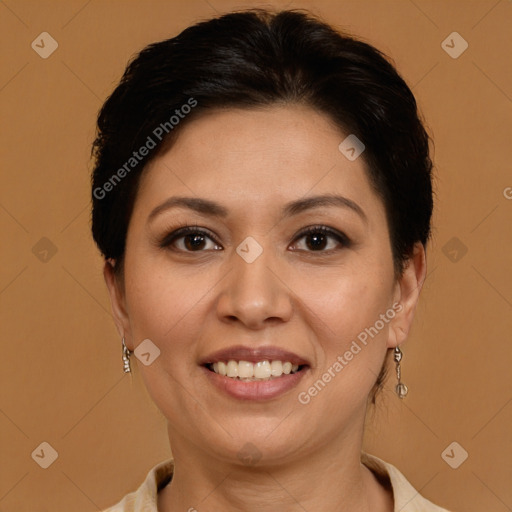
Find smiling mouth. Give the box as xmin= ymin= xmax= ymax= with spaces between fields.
xmin=204 ymin=360 xmax=308 ymax=381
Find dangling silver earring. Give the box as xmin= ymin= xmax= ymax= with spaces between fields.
xmin=394 ymin=346 xmax=408 ymax=399
xmin=122 ymin=337 xmax=132 ymax=374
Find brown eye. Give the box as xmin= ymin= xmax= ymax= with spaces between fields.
xmin=160 ymin=226 xmax=222 ymax=252
xmin=292 ymin=226 xmax=350 ymax=252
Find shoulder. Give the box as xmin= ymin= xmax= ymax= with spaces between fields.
xmin=100 ymin=459 xmax=174 ymax=512
xmin=361 ymin=452 xmax=454 ymax=512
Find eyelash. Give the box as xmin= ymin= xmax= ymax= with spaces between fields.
xmin=158 ymin=223 xmax=351 ymax=254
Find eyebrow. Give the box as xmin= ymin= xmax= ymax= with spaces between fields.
xmin=148 ymin=194 xmax=367 ymax=224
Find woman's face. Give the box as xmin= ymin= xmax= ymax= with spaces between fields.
xmin=105 ymin=105 xmax=425 ymax=465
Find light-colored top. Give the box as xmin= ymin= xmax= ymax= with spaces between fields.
xmin=102 ymin=452 xmax=453 ymax=511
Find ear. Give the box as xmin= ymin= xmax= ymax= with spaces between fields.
xmin=103 ymin=259 xmax=132 ymax=349
xmin=387 ymin=242 xmax=427 ymax=348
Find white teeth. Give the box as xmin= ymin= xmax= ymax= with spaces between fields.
xmin=238 ymin=361 xmax=254 ymax=378
xmin=254 ymin=360 xmax=271 ymax=379
xmin=270 ymin=360 xmax=283 ymax=376
xmin=226 ymin=360 xmax=239 ymax=378
xmin=209 ymin=360 xmax=303 ymax=380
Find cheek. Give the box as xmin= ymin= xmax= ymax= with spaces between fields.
xmin=122 ymin=258 xmax=215 ymax=420
xmin=294 ymin=290 xmax=392 ymax=416
xmin=290 ymin=261 xmax=394 ymax=398
xmin=122 ymin=248 xmax=237 ymax=397
xmin=124 ymin=260 xmax=208 ymax=349
xmin=292 ymin=256 xmax=393 ymax=344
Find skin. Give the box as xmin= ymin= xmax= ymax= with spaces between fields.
xmin=104 ymin=104 xmax=426 ymax=512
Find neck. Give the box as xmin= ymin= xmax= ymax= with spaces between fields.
xmin=158 ymin=413 xmax=393 ymax=512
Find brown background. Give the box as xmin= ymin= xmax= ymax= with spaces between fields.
xmin=1 ymin=0 xmax=511 ymax=511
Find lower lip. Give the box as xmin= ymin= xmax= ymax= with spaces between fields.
xmin=201 ymin=366 xmax=308 ymax=401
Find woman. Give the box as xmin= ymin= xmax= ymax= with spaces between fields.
xmin=92 ymin=8 xmax=451 ymax=512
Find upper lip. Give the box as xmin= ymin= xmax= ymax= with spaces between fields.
xmin=200 ymin=345 xmax=310 ymax=366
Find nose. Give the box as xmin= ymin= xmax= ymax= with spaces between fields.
xmin=216 ymin=242 xmax=293 ymax=330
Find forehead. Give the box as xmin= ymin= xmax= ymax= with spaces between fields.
xmin=135 ymin=105 xmax=384 ymax=222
